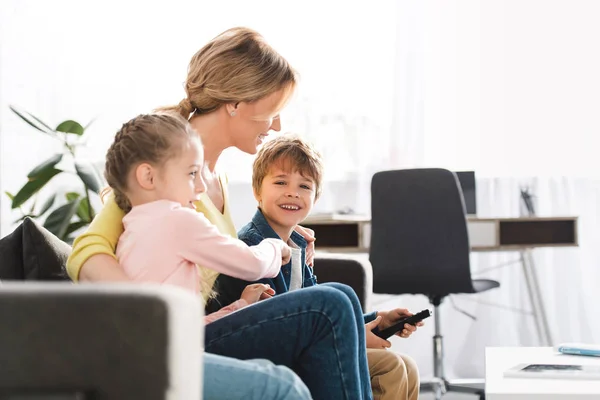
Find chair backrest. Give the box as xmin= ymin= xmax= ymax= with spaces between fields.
xmin=369 ymin=168 xmax=475 ymax=297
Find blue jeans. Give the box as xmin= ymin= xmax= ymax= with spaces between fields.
xmin=204 ymin=353 xmax=311 ymax=400
xmin=205 ymin=284 xmax=372 ymax=400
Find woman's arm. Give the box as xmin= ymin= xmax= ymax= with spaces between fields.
xmin=78 ymin=254 xmax=130 ymax=282
xmin=67 ymin=193 xmax=127 ymax=281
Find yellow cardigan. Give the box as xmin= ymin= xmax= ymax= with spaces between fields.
xmin=66 ymin=175 xmax=237 ymax=295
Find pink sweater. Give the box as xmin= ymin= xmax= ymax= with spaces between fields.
xmin=116 ymin=200 xmax=283 ymax=324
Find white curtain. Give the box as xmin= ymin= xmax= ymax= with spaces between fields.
xmin=381 ymin=0 xmax=600 ymax=380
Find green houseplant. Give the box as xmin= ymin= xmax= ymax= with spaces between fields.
xmin=6 ymin=105 xmax=104 ymax=243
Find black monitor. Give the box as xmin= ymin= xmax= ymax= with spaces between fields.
xmin=455 ymin=171 xmax=477 ymax=215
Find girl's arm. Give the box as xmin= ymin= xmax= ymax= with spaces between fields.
xmin=67 ymin=193 xmax=129 ymax=282
xmin=172 ymin=209 xmax=287 ymax=281
xmin=204 ymin=299 xmax=248 ymax=324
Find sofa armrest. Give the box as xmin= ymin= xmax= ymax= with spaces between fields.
xmin=0 ymin=282 xmax=203 ymax=400
xmin=313 ymin=253 xmax=373 ymax=311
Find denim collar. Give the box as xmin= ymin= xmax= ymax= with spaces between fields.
xmin=252 ymin=208 xmax=308 ymax=249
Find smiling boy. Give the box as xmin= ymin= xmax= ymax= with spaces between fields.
xmin=209 ymin=135 xmax=421 ymax=400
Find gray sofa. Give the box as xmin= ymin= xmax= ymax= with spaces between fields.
xmin=0 ymin=282 xmax=203 ymax=400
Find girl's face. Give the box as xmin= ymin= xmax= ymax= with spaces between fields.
xmin=227 ymin=88 xmax=290 ymax=154
xmin=154 ymin=138 xmax=206 ymax=209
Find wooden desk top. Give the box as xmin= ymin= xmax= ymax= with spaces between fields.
xmin=302 ymin=214 xmax=579 ymax=252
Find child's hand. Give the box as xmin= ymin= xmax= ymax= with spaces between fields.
xmin=240 ymin=283 xmax=275 ymax=305
xmin=365 ymin=316 xmax=392 ymax=349
xmin=280 ymin=242 xmax=292 ymax=264
xmin=378 ymin=308 xmax=422 ymax=338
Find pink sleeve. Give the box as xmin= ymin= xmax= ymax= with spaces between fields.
xmin=204 ymin=299 xmax=248 ymax=324
xmin=172 ymin=209 xmax=282 ymax=281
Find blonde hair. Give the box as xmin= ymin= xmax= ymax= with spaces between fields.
xmin=252 ymin=135 xmax=324 ymax=200
xmin=103 ymin=113 xmax=198 ymax=213
xmin=157 ymin=27 xmax=297 ymax=119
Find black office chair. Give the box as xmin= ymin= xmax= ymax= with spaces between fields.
xmin=369 ymin=168 xmax=500 ymax=400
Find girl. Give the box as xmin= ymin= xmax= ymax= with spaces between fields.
xmin=102 ymin=112 xmax=289 ymax=321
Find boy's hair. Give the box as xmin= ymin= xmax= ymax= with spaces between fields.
xmin=103 ymin=113 xmax=198 ymax=212
xmin=252 ymin=135 xmax=323 ymax=200
xmin=156 ymin=27 xmax=297 ymax=120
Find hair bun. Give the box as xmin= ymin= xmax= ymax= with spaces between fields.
xmin=178 ymin=98 xmax=195 ymax=115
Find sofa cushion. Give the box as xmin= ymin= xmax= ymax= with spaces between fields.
xmin=0 ymin=217 xmax=71 ymax=281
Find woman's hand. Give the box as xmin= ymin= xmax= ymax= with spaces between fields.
xmin=240 ymin=283 xmax=275 ymax=305
xmin=294 ymin=225 xmax=315 ymax=266
xmin=365 ymin=316 xmax=392 ymax=349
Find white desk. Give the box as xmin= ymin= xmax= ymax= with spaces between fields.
xmin=486 ymin=347 xmax=600 ymax=399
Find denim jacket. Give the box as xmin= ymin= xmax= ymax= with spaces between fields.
xmin=205 ymin=209 xmax=318 ymax=313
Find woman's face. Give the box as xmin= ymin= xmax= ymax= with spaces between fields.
xmin=228 ymin=88 xmax=288 ymax=154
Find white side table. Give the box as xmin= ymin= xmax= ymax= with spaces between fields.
xmin=486 ymin=347 xmax=600 ymax=399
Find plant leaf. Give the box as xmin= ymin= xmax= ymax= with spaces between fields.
xmin=43 ymin=199 xmax=80 ymax=239
xmin=56 ymin=120 xmax=84 ymax=135
xmin=37 ymin=194 xmax=57 ymax=217
xmin=11 ymin=168 xmax=61 ymax=209
xmin=65 ymin=220 xmax=89 ymax=237
xmin=75 ymin=160 xmax=103 ymax=193
xmin=27 ymin=153 xmax=63 ymax=179
xmin=5 ymin=191 xmax=15 ymax=201
xmin=76 ymin=197 xmax=92 ymax=222
xmin=9 ymin=105 xmax=55 ymax=135
xmin=65 ymin=192 xmax=80 ymax=202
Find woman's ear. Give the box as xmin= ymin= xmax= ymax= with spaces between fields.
xmin=225 ymin=102 xmax=239 ymax=117
xmin=135 ymin=163 xmax=155 ymax=190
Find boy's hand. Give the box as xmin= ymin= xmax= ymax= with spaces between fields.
xmin=240 ymin=284 xmax=275 ymax=305
xmin=378 ymin=308 xmax=422 ymax=338
xmin=365 ymin=316 xmax=392 ymax=349
xmin=294 ymin=225 xmax=315 ymax=266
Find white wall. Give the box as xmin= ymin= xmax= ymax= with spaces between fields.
xmin=423 ymin=0 xmax=600 ymax=177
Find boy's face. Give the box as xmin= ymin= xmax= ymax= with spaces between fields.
xmin=255 ymin=161 xmax=317 ymax=233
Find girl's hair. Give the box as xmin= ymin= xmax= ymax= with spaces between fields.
xmin=156 ymin=27 xmax=297 ymax=119
xmin=103 ymin=113 xmax=198 ymax=213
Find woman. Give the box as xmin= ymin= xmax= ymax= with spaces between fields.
xmin=67 ymin=27 xmax=372 ymax=399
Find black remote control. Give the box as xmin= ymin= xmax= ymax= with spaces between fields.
xmin=374 ymin=309 xmax=432 ymax=340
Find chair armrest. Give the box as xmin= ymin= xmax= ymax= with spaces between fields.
xmin=0 ymin=282 xmax=203 ymax=400
xmin=313 ymin=253 xmax=373 ymax=311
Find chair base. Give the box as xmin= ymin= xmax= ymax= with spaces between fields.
xmin=421 ymin=299 xmax=488 ymax=399
xmin=420 ymin=378 xmax=485 ymax=400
